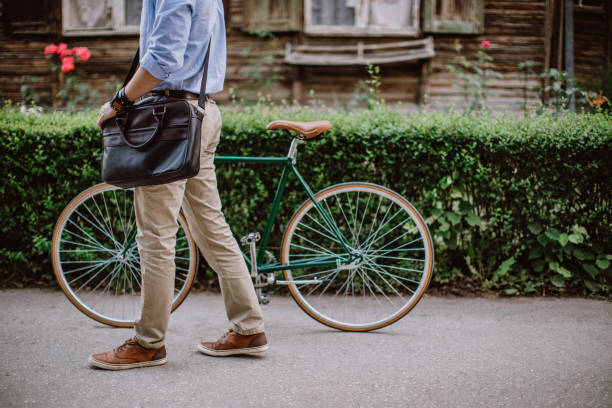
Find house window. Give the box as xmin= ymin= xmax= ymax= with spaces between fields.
xmin=423 ymin=0 xmax=484 ymax=34
xmin=305 ymin=0 xmax=420 ymax=36
xmin=62 ymin=0 xmax=142 ymax=36
xmin=242 ymin=0 xmax=301 ymax=32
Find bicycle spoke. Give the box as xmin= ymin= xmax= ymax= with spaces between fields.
xmin=362 ymin=262 xmax=421 ymax=286
xmin=287 ymin=254 xmax=341 ymax=264
xmin=67 ymin=218 xmax=114 ymax=252
xmin=352 ymin=191 xmax=360 ymax=246
xmin=304 ymin=212 xmax=338 ymax=241
xmin=290 ymin=242 xmax=336 ymax=257
xmin=361 ymin=262 xmax=413 ymax=296
xmin=357 ymin=268 xmax=398 ymax=307
xmin=98 ymin=263 xmax=125 ymax=295
xmin=112 ymin=189 xmax=127 ymax=240
xmin=365 ymin=261 xmax=425 ymax=274
xmin=79 ymin=204 xmax=118 ymax=248
xmin=312 ymin=268 xmax=343 ymax=297
xmin=62 ymin=261 xmax=114 ymax=275
xmin=321 ymin=199 xmax=349 ymax=245
xmin=355 ymin=192 xmax=372 ymax=245
xmin=60 ymin=238 xmax=114 ymax=253
xmin=360 ymin=208 xmax=405 ymax=250
xmin=364 ymin=244 xmax=425 ymax=256
xmin=360 ymin=200 xmax=395 ymax=249
xmin=357 ymin=268 xmax=386 ymax=309
xmin=367 ymin=254 xmax=426 ymax=263
xmin=362 ymin=216 xmax=415 ymax=253
xmin=334 ymin=194 xmax=357 ymax=246
xmin=369 ymin=232 xmax=423 ymax=255
xmin=90 ymin=194 xmax=116 ymax=244
xmin=292 ymin=267 xmax=339 ymax=280
xmin=68 ymin=258 xmax=115 ymax=284
xmin=297 ymin=218 xmax=343 ymax=246
xmin=60 ymin=248 xmax=115 ymax=254
xmin=74 ymin=259 xmax=118 ymax=293
xmin=63 ymin=224 xmax=110 ymax=252
xmin=361 ymin=263 xmax=406 ymax=299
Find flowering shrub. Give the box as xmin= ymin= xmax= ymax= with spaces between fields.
xmin=447 ymin=40 xmax=502 ymax=111
xmin=44 ymin=43 xmax=90 ymax=73
xmin=43 ymin=43 xmax=96 ymax=108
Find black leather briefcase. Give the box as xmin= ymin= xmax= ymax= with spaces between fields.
xmin=101 ymin=96 xmax=203 ymax=189
xmin=100 ymin=42 xmax=210 ymax=189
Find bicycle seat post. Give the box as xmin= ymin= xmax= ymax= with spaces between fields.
xmin=287 ymin=137 xmax=304 ymax=165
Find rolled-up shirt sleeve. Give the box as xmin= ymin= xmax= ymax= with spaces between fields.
xmin=140 ymin=0 xmax=194 ymax=80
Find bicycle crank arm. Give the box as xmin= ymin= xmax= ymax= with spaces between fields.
xmin=275 ymin=278 xmax=322 ymax=285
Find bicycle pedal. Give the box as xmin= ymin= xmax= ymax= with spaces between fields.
xmin=240 ymin=232 xmax=261 ymax=245
xmin=259 ymin=292 xmax=270 ymax=305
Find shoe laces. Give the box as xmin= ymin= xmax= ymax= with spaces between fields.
xmin=117 ymin=338 xmax=139 ymax=351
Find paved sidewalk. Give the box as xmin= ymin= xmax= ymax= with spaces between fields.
xmin=1 ymin=289 xmax=610 ymax=408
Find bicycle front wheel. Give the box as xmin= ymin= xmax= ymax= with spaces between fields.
xmin=281 ymin=182 xmax=434 ymax=331
xmin=51 ymin=183 xmax=198 ymax=327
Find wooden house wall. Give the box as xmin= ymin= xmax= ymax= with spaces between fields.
xmin=573 ymin=4 xmax=610 ymax=91
xmin=0 ymin=0 xmax=609 ymax=110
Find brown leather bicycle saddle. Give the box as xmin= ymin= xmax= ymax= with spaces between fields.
xmin=266 ymin=120 xmax=331 ymax=139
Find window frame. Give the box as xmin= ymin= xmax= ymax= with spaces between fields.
xmin=62 ymin=0 xmax=140 ymax=37
xmin=304 ymin=0 xmax=420 ymax=37
xmin=422 ymin=0 xmax=484 ymax=34
xmin=242 ymin=0 xmax=301 ymax=32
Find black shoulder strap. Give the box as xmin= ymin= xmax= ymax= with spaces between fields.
xmin=198 ymin=39 xmax=212 ymax=109
xmin=122 ymin=39 xmax=212 ymax=110
xmin=122 ymin=48 xmax=140 ymax=89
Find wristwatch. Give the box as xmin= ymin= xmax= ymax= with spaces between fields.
xmin=110 ymin=88 xmax=133 ymax=111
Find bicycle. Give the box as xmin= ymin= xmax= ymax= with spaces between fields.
xmin=51 ymin=119 xmax=434 ymax=331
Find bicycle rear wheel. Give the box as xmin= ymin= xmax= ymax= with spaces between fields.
xmin=51 ymin=183 xmax=197 ymax=327
xmin=281 ymin=182 xmax=434 ymax=331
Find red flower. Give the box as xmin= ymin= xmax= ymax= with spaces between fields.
xmin=481 ymin=41 xmax=491 ymax=49
xmin=74 ymin=46 xmax=91 ymax=62
xmin=60 ymin=48 xmax=74 ymax=58
xmin=61 ymin=56 xmax=75 ymax=73
xmin=61 ymin=62 xmax=75 ymax=73
xmin=61 ymin=56 xmax=75 ymax=65
xmin=44 ymin=44 xmax=58 ymax=55
xmin=56 ymin=43 xmax=68 ymax=54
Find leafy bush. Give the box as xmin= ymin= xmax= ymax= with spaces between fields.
xmin=1 ymin=105 xmax=610 ymax=296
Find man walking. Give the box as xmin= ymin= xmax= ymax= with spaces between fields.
xmin=90 ymin=0 xmax=266 ymax=370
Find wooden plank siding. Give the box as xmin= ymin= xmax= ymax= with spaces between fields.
xmin=0 ymin=0 xmax=608 ymax=111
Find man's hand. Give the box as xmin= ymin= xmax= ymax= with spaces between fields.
xmin=97 ymin=102 xmax=117 ymax=130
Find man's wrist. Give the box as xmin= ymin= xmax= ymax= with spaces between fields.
xmin=110 ymin=88 xmax=133 ymax=111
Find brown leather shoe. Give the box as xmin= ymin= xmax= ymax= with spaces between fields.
xmin=88 ymin=339 xmax=167 ymax=370
xmin=198 ymin=329 xmax=268 ymax=357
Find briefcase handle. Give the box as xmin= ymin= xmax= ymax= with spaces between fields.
xmin=115 ymin=106 xmax=167 ymax=150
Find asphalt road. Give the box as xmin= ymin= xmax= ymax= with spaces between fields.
xmin=1 ymin=289 xmax=610 ymax=408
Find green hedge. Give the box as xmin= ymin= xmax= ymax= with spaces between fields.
xmin=1 ymin=105 xmax=611 ymax=296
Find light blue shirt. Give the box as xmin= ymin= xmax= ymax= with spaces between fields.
xmin=139 ymin=0 xmax=226 ymax=94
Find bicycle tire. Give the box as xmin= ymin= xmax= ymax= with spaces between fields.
xmin=281 ymin=182 xmax=434 ymax=331
xmin=51 ymin=183 xmax=198 ymax=327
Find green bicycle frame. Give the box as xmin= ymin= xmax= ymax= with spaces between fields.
xmin=214 ymin=155 xmax=355 ymax=274
xmin=121 ymin=153 xmax=356 ymax=274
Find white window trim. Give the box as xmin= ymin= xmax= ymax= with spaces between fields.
xmin=62 ymin=0 xmax=140 ymax=37
xmin=304 ymin=0 xmax=420 ymax=37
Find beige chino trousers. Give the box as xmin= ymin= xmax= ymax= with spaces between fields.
xmin=132 ymin=99 xmax=265 ymax=349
